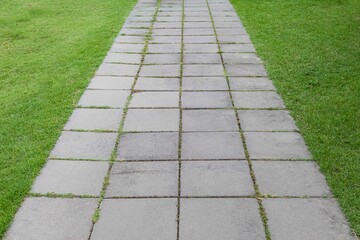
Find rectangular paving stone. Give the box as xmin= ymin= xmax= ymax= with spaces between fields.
xmin=181 ymin=161 xmax=254 ymax=196
xmin=232 ymin=91 xmax=285 ymax=109
xmin=106 ymin=162 xmax=178 ymax=197
xmin=91 ymin=199 xmax=177 ymax=240
xmin=103 ymin=53 xmax=142 ymax=64
xmin=87 ymin=76 xmax=134 ymax=90
xmin=149 ymin=35 xmax=181 ymax=43
xmin=185 ymin=17 xmax=211 ymax=22
xmin=114 ymin=35 xmax=146 ymax=43
xmin=31 ymin=160 xmax=108 ymax=195
xmin=152 ymin=28 xmax=182 ymax=35
xmin=117 ymin=132 xmax=178 ymax=160
xmin=214 ymin=21 xmax=243 ymax=29
xmin=78 ymin=90 xmax=130 ymax=108
xmin=144 ymin=53 xmax=181 ymax=64
xmin=225 ymin=64 xmax=267 ymax=77
xmin=64 ymin=108 xmax=123 ymax=131
xmin=183 ymin=21 xmax=212 ymax=28
xmin=96 ymin=63 xmax=139 ymax=76
xmin=134 ymin=77 xmax=179 ymax=91
xmin=182 ymin=110 xmax=238 ymax=131
xmin=222 ymin=53 xmax=262 ymax=64
xmin=216 ymin=28 xmax=246 ymax=35
xmin=184 ymin=53 xmax=222 ymax=64
xmin=184 ymin=28 xmax=214 ymax=36
xmin=252 ymin=161 xmax=331 ymax=196
xmin=183 ymin=35 xmax=217 ymax=43
xmin=6 ymin=198 xmax=97 ymax=240
xmin=129 ymin=91 xmax=179 ymax=108
xmin=181 ymin=132 xmax=245 ymax=159
xmin=238 ymin=110 xmax=298 ymax=131
xmin=139 ymin=65 xmax=180 ymax=77
xmin=182 ymin=76 xmax=228 ymax=90
xmin=184 ymin=44 xmax=219 ymax=53
xmin=182 ymin=92 xmax=232 ymax=108
xmin=245 ymin=132 xmax=312 ymax=159
xmin=110 ymin=43 xmax=144 ymax=53
xmin=183 ymin=64 xmax=224 ymax=76
xmin=123 ymin=109 xmax=179 ymax=131
xmin=229 ymin=77 xmax=275 ymax=90
xmin=50 ymin=131 xmax=117 ymax=160
xmin=147 ymin=43 xmax=181 ymax=53
xmin=217 ymin=35 xmax=251 ymax=43
xmin=221 ymin=43 xmax=256 ymax=53
xmin=263 ymin=198 xmax=356 ymax=240
xmin=180 ymin=198 xmax=265 ymax=240
xmin=120 ymin=28 xmax=149 ymax=36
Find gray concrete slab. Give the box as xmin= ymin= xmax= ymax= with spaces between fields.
xmin=140 ymin=64 xmax=180 ymax=77
xmin=6 ymin=198 xmax=97 ymax=240
xmin=238 ymin=110 xmax=298 ymax=131
xmin=183 ymin=64 xmax=224 ymax=76
xmin=264 ymin=198 xmax=356 ymax=240
xmin=180 ymin=198 xmax=265 ymax=240
xmin=106 ymin=162 xmax=178 ymax=197
xmin=229 ymin=77 xmax=275 ymax=90
xmin=181 ymin=132 xmax=245 ymax=159
xmin=184 ymin=53 xmax=222 ymax=64
xmin=232 ymin=91 xmax=285 ymax=109
xmin=91 ymin=199 xmax=177 ymax=240
xmin=253 ymin=161 xmax=331 ymax=196
xmin=31 ymin=160 xmax=108 ymax=195
xmin=123 ymin=109 xmax=179 ymax=131
xmin=144 ymin=53 xmax=181 ymax=64
xmin=182 ymin=92 xmax=232 ymax=108
xmin=96 ymin=63 xmax=139 ymax=76
xmin=181 ymin=161 xmax=254 ymax=196
xmin=64 ymin=108 xmax=123 ymax=131
xmin=182 ymin=109 xmax=238 ymax=131
xmin=245 ymin=132 xmax=312 ymax=159
xmin=50 ymin=131 xmax=117 ymax=160
xmin=87 ymin=76 xmax=134 ymax=90
xmin=135 ymin=77 xmax=180 ymax=91
xmin=78 ymin=90 xmax=130 ymax=108
xmin=182 ymin=76 xmax=228 ymax=90
xmin=129 ymin=91 xmax=179 ymax=108
xmin=117 ymin=132 xmax=178 ymax=160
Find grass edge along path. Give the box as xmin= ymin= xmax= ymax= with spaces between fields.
xmin=0 ymin=0 xmax=136 ymax=237
xmin=229 ymin=0 xmax=360 ymax=236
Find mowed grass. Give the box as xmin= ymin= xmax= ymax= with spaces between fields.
xmin=0 ymin=0 xmax=136 ymax=236
xmin=230 ymin=0 xmax=360 ymax=235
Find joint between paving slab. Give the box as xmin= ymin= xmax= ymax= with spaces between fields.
xmin=205 ymin=1 xmax=272 ymax=239
xmin=87 ymin=1 xmax=163 ymax=238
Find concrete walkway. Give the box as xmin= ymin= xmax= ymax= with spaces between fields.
xmin=6 ymin=0 xmax=356 ymax=239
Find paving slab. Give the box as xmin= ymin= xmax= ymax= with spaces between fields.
xmin=78 ymin=90 xmax=130 ymax=108
xmin=182 ymin=76 xmax=228 ymax=90
xmin=182 ymin=91 xmax=232 ymax=108
xmin=134 ymin=77 xmax=180 ymax=90
xmin=183 ymin=64 xmax=224 ymax=76
xmin=180 ymin=198 xmax=265 ymax=240
xmin=139 ymin=64 xmax=180 ymax=77
xmin=143 ymin=53 xmax=181 ymax=64
xmin=264 ymin=198 xmax=356 ymax=240
xmin=106 ymin=162 xmax=178 ymax=197
xmin=31 ymin=160 xmax=108 ymax=195
xmin=232 ymin=91 xmax=285 ymax=109
xmin=184 ymin=53 xmax=222 ymax=64
xmin=229 ymin=77 xmax=275 ymax=90
xmin=181 ymin=132 xmax=245 ymax=159
xmin=252 ymin=161 xmax=331 ymax=196
xmin=123 ymin=109 xmax=179 ymax=131
xmin=87 ymin=76 xmax=134 ymax=90
xmin=117 ymin=132 xmax=178 ymax=160
xmin=222 ymin=53 xmax=262 ymax=64
xmin=238 ymin=110 xmax=297 ymax=131
xmin=109 ymin=43 xmax=144 ymax=53
xmin=64 ymin=108 xmax=123 ymax=131
xmin=245 ymin=132 xmax=312 ymax=159
xmin=91 ymin=199 xmax=177 ymax=240
xmin=103 ymin=53 xmax=142 ymax=64
xmin=96 ymin=63 xmax=139 ymax=76
xmin=225 ymin=64 xmax=267 ymax=76
xmin=129 ymin=91 xmax=179 ymax=108
xmin=182 ymin=109 xmax=238 ymax=131
xmin=6 ymin=198 xmax=97 ymax=240
xmin=181 ymin=161 xmax=254 ymax=196
xmin=50 ymin=131 xmax=117 ymax=160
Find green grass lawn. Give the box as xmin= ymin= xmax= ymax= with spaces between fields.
xmin=230 ymin=0 xmax=360 ymax=236
xmin=0 ymin=0 xmax=136 ymax=236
